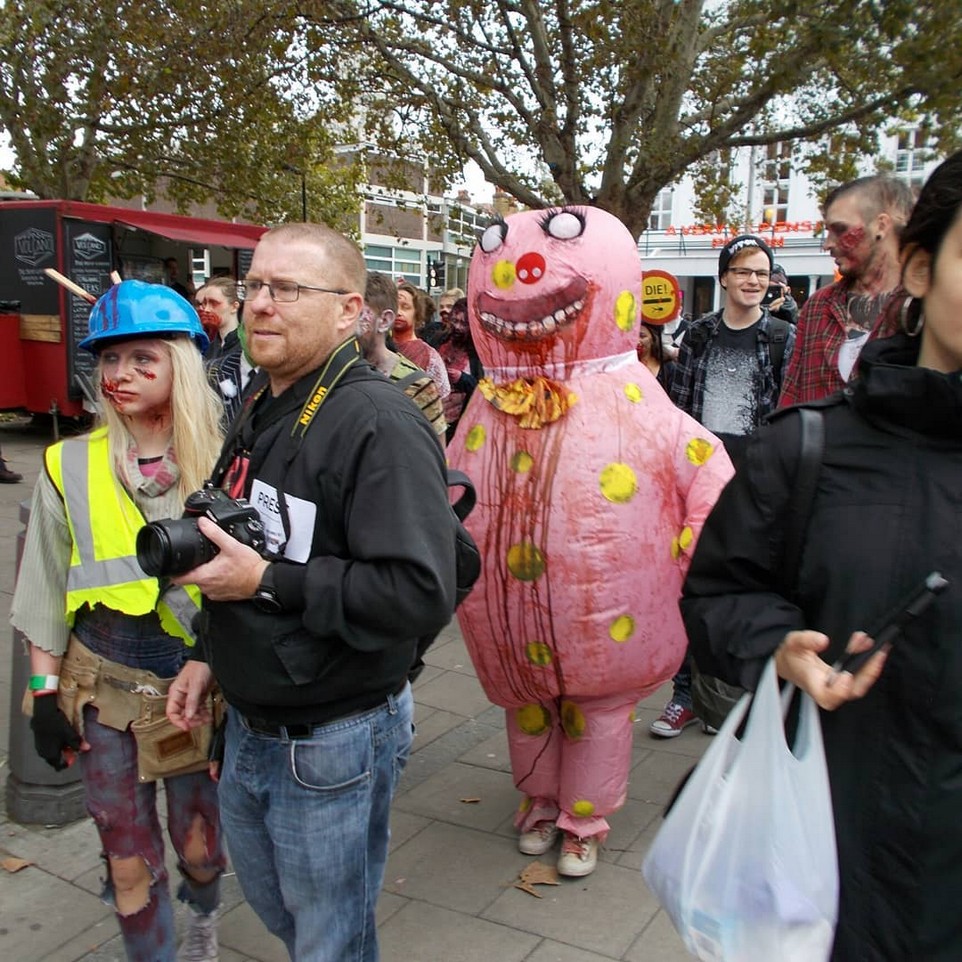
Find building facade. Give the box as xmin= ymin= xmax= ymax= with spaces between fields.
xmin=639 ymin=129 xmax=939 ymax=322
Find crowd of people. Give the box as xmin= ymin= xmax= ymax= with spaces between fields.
xmin=8 ymin=150 xmax=962 ymax=961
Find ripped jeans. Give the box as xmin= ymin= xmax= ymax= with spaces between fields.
xmin=80 ymin=703 xmax=225 ymax=961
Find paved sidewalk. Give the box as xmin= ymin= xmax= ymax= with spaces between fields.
xmin=0 ymin=415 xmax=709 ymax=962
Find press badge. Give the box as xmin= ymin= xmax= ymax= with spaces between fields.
xmin=248 ymin=480 xmax=316 ymax=563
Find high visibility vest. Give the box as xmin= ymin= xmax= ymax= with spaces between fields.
xmin=45 ymin=427 xmax=201 ymax=645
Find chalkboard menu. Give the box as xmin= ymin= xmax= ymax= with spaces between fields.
xmin=64 ymin=219 xmax=114 ymax=396
xmin=0 ymin=207 xmax=60 ymax=312
xmin=236 ymin=247 xmax=253 ymax=280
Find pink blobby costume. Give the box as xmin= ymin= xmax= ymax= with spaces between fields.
xmin=447 ymin=208 xmax=734 ymax=842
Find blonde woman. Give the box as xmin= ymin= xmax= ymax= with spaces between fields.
xmin=11 ymin=281 xmax=226 ymax=962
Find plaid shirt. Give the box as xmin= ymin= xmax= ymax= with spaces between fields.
xmin=777 ymin=280 xmax=902 ymax=407
xmin=668 ymin=309 xmax=795 ymax=424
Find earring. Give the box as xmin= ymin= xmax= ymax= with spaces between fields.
xmin=900 ymin=296 xmax=924 ymax=337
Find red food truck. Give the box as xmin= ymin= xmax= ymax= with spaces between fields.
xmin=0 ymin=200 xmax=267 ymax=420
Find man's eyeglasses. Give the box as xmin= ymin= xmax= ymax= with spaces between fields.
xmin=727 ymin=268 xmax=771 ymax=281
xmin=236 ymin=280 xmax=349 ymax=303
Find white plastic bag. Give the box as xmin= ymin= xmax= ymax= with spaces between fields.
xmin=642 ymin=657 xmax=838 ymax=962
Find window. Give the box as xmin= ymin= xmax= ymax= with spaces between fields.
xmin=648 ymin=187 xmax=674 ymax=231
xmin=762 ymin=185 xmax=789 ymax=224
xmin=761 ymin=142 xmax=791 ymax=183
xmin=760 ymin=142 xmax=791 ymax=221
xmin=896 ymin=128 xmax=931 ymax=188
xmin=190 ymin=249 xmax=209 ymax=289
xmin=362 ymin=244 xmax=422 ymax=285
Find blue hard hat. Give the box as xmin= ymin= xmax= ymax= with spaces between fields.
xmin=79 ymin=280 xmax=209 ymax=354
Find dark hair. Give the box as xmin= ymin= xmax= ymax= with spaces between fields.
xmin=641 ymin=321 xmax=666 ymax=364
xmin=823 ymin=173 xmax=915 ymax=237
xmin=897 ymin=150 xmax=962 ymax=332
xmin=365 ymin=271 xmax=398 ymax=316
xmin=397 ymin=281 xmax=426 ymax=326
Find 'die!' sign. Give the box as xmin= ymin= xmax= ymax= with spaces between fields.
xmin=641 ymin=269 xmax=681 ymax=325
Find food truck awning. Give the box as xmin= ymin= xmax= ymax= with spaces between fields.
xmin=111 ymin=210 xmax=265 ymax=249
xmin=15 ymin=200 xmax=269 ymax=249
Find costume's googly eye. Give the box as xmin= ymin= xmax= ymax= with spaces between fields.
xmin=545 ymin=211 xmax=585 ymax=240
xmin=479 ymin=222 xmax=507 ymax=253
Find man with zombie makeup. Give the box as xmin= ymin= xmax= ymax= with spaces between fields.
xmin=359 ymin=270 xmax=447 ymax=440
xmin=778 ymin=174 xmax=915 ymax=406
xmin=165 ymin=224 xmax=458 ymax=962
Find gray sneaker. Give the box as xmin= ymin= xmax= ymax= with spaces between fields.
xmin=177 ymin=908 xmax=219 ymax=962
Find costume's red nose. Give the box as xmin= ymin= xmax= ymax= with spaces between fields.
xmin=516 ymin=252 xmax=546 ymax=285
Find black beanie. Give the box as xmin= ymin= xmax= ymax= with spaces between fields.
xmin=717 ymin=234 xmax=774 ymax=279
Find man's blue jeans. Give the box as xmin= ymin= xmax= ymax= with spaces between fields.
xmin=219 ymin=684 xmax=414 ymax=962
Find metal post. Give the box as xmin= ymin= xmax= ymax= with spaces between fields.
xmin=5 ymin=498 xmax=86 ymax=824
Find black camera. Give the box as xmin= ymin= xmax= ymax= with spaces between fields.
xmin=136 ymin=488 xmax=267 ymax=578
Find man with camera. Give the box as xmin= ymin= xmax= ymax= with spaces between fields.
xmin=165 ymin=223 xmax=459 ymax=962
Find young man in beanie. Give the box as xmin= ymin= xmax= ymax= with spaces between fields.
xmin=651 ymin=233 xmax=795 ymax=738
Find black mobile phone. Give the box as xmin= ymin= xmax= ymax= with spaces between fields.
xmin=762 ymin=284 xmax=782 ymax=305
xmin=832 ymin=572 xmax=949 ymax=674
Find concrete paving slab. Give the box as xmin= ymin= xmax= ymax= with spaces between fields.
xmin=0 ymin=864 xmax=112 ymax=960
xmin=623 ymin=906 xmax=694 ymax=961
xmin=384 ymin=821 xmax=526 ymax=915
xmin=522 ymin=939 xmax=622 ymax=962
xmin=379 ymin=900 xmax=541 ymax=962
xmin=218 ymin=902 xmax=288 ymax=962
xmin=481 ymin=858 xmax=662 ymax=959
xmin=392 ymin=762 xmax=519 ymax=832
xmin=411 ymin=669 xmax=491 ymax=718
xmin=455 ymin=727 xmax=512 ymax=773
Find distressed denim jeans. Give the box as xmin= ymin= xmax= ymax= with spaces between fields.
xmin=219 ymin=683 xmax=415 ymax=962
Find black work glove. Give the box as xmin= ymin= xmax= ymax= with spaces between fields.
xmin=30 ymin=693 xmax=83 ymax=771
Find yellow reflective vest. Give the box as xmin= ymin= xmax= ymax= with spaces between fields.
xmin=45 ymin=427 xmax=200 ymax=645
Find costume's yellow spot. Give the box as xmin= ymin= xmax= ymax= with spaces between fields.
xmin=572 ymin=799 xmax=596 ymax=817
xmin=614 ymin=290 xmax=637 ymax=332
xmin=599 ymin=462 xmax=637 ymax=504
xmin=609 ymin=615 xmax=635 ymax=643
xmin=525 ymin=641 xmax=553 ymax=666
xmin=492 ymin=260 xmax=516 ymax=289
xmin=465 ymin=424 xmax=486 ymax=451
xmin=507 ymin=541 xmax=546 ymax=581
xmin=624 ymin=383 xmax=643 ymax=403
xmin=671 ymin=525 xmax=694 ymax=559
xmin=561 ymin=701 xmax=586 ymax=739
xmin=517 ymin=703 xmax=551 ymax=736
xmin=518 ymin=795 xmax=533 ymax=814
xmin=686 ymin=437 xmax=714 ymax=465
xmin=511 ymin=450 xmax=534 ymax=473
xmin=629 ymin=708 xmax=636 ymax=723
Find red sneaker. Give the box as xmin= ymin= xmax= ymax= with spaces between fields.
xmin=649 ymin=701 xmax=698 ymax=738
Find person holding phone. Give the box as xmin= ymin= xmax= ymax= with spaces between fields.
xmin=680 ymin=151 xmax=962 ymax=961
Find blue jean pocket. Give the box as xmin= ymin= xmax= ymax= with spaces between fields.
xmin=290 ymin=723 xmax=373 ymax=793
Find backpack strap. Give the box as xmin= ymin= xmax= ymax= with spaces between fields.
xmin=780 ymin=407 xmax=824 ymax=597
xmin=767 ymin=316 xmax=791 ymax=380
xmin=446 ymin=467 xmax=477 ymax=523
xmin=394 ymin=370 xmax=428 ymax=394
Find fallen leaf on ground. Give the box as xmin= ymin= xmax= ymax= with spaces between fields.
xmin=460 ymin=797 xmax=481 ymax=804
xmin=2 ymin=856 xmax=33 ymax=873
xmin=514 ymin=859 xmax=560 ymax=897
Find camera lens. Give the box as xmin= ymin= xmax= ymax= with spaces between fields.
xmin=136 ymin=524 xmax=173 ymax=577
xmin=136 ymin=518 xmax=218 ymax=578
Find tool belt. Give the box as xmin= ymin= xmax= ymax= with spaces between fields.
xmin=27 ymin=634 xmax=224 ymax=783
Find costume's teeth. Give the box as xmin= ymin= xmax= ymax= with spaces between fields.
xmin=480 ymin=295 xmax=584 ymax=341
